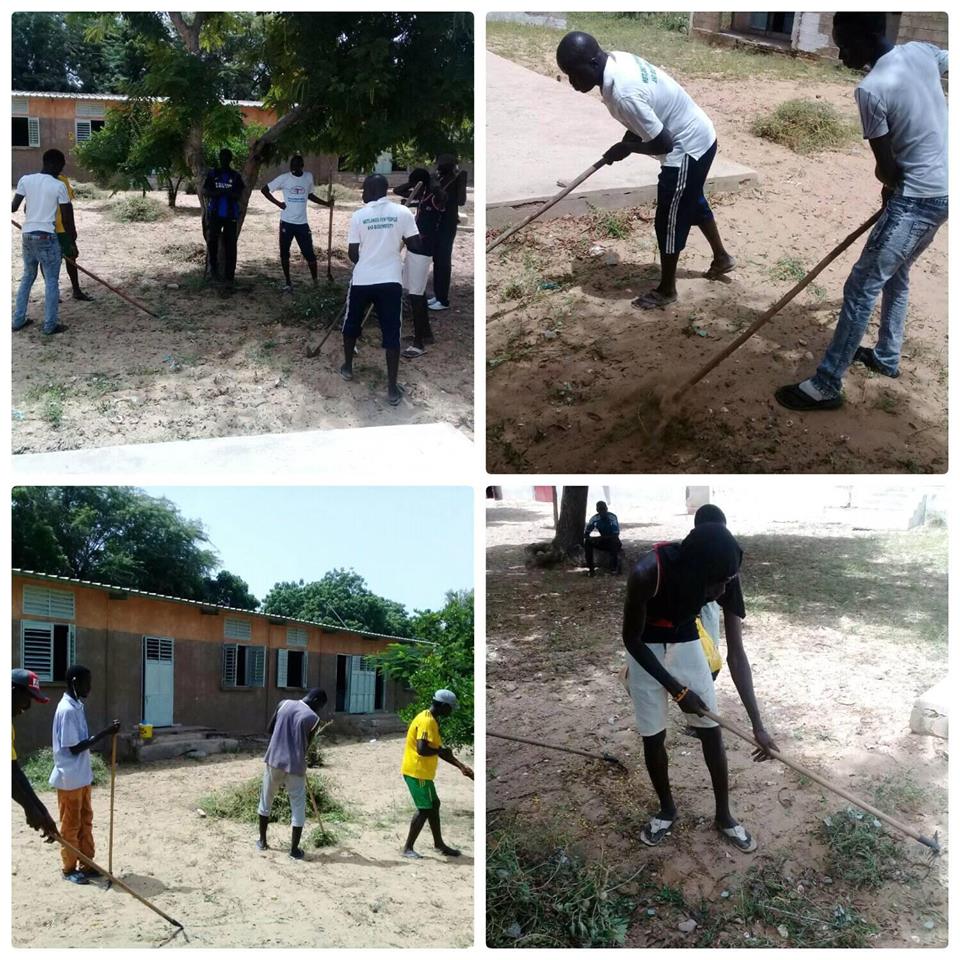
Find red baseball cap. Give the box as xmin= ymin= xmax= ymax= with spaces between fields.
xmin=12 ymin=668 xmax=49 ymax=703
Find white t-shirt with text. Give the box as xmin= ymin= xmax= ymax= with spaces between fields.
xmin=267 ymin=171 xmax=315 ymax=225
xmin=49 ymin=693 xmax=93 ymax=791
xmin=17 ymin=173 xmax=70 ymax=234
xmin=601 ymin=51 xmax=716 ymax=168
xmin=347 ymin=197 xmax=419 ymax=286
xmin=855 ymin=42 xmax=948 ymax=198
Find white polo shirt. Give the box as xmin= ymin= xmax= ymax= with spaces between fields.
xmin=17 ymin=172 xmax=70 ymax=234
xmin=49 ymin=693 xmax=93 ymax=791
xmin=267 ymin=171 xmax=315 ymax=225
xmin=347 ymin=197 xmax=419 ymax=286
xmin=601 ymin=51 xmax=716 ymax=168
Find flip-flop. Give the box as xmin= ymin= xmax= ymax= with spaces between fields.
xmin=853 ymin=347 xmax=900 ymax=379
xmin=632 ymin=290 xmax=678 ymax=310
xmin=704 ymin=256 xmax=737 ymax=279
xmin=640 ymin=814 xmax=677 ymax=846
xmin=774 ymin=383 xmax=843 ymax=411
xmin=402 ymin=849 xmax=423 ymax=859
xmin=717 ymin=822 xmax=757 ymax=853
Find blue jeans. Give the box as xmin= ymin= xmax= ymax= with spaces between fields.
xmin=812 ymin=194 xmax=948 ymax=398
xmin=13 ymin=231 xmax=62 ymax=333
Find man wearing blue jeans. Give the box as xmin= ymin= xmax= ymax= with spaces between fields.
xmin=776 ymin=13 xmax=948 ymax=411
xmin=12 ymin=149 xmax=76 ymax=335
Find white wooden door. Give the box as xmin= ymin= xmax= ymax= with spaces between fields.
xmin=346 ymin=656 xmax=377 ymax=713
xmin=143 ymin=636 xmax=174 ymax=726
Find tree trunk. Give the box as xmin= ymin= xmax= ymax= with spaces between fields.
xmin=552 ymin=487 xmax=589 ymax=559
xmin=165 ymin=175 xmax=183 ymax=208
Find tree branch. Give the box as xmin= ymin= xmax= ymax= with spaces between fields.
xmin=168 ymin=12 xmax=206 ymax=52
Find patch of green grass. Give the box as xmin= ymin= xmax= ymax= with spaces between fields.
xmin=751 ymin=99 xmax=860 ymax=155
xmin=592 ymin=208 xmax=633 ymax=240
xmin=27 ymin=382 xmax=67 ymax=427
xmin=874 ymin=391 xmax=899 ymax=414
xmin=21 ymin=747 xmax=109 ymax=792
xmin=872 ymin=775 xmax=927 ymax=815
xmin=770 ymin=257 xmax=807 ymax=283
xmin=487 ymin=818 xmax=636 ymax=947
xmin=84 ymin=373 xmax=119 ymax=398
xmin=821 ymin=807 xmax=905 ymax=889
xmin=112 ymin=196 xmax=164 ymax=223
xmin=286 ymin=283 xmax=348 ymax=325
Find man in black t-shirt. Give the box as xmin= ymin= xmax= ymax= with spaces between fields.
xmin=427 ymin=154 xmax=467 ymax=312
xmin=203 ymin=149 xmax=245 ymax=282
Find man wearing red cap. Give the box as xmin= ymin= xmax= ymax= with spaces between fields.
xmin=11 ymin=669 xmax=58 ymax=841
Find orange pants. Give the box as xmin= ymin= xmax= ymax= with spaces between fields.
xmin=57 ymin=785 xmax=94 ymax=875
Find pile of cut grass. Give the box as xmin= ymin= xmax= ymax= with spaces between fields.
xmin=112 ymin=195 xmax=164 ymax=223
xmin=21 ymin=747 xmax=109 ymax=792
xmin=198 ymin=772 xmax=346 ymax=848
xmin=752 ymin=99 xmax=860 ymax=155
xmin=487 ymin=818 xmax=635 ymax=948
xmin=821 ymin=806 xmax=906 ymax=888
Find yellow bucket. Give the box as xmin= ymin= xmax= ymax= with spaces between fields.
xmin=139 ymin=723 xmax=153 ymax=740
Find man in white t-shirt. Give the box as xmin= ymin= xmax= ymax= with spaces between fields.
xmin=777 ymin=12 xmax=949 ymax=412
xmin=49 ymin=665 xmax=119 ymax=884
xmin=341 ymin=174 xmax=420 ymax=406
xmin=556 ymin=32 xmax=735 ymax=310
xmin=11 ymin=148 xmax=76 ymax=335
xmin=261 ymin=154 xmax=334 ymax=291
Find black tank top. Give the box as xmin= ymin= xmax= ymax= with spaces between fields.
xmin=641 ymin=542 xmax=700 ymax=644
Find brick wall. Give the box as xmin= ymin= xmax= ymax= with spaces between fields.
xmin=896 ymin=11 xmax=948 ymax=48
xmin=794 ymin=11 xmax=838 ymax=57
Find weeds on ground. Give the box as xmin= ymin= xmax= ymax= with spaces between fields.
xmin=285 ymin=283 xmax=348 ymax=325
xmin=752 ymin=100 xmax=860 ymax=155
xmin=70 ymin=182 xmax=106 ymax=200
xmin=768 ymin=255 xmax=824 ymax=298
xmin=873 ymin=774 xmax=927 ymax=815
xmin=487 ymin=818 xmax=635 ymax=947
xmin=27 ymin=383 xmax=67 ymax=426
xmin=488 ymin=421 xmax=531 ymax=471
xmin=22 ymin=747 xmax=109 ymax=792
xmin=821 ymin=807 xmax=906 ymax=888
xmin=113 ymin=196 xmax=164 ymax=223
xmin=591 ymin=208 xmax=633 ymax=240
xmin=306 ymin=721 xmax=333 ymax=768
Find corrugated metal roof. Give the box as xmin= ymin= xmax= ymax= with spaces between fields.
xmin=12 ymin=569 xmax=428 ymax=645
xmin=11 ymin=91 xmax=265 ymax=107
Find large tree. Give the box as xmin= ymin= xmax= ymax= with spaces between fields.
xmin=553 ymin=487 xmax=589 ymax=558
xmin=11 ymin=487 xmax=256 ymax=608
xmin=261 ymin=570 xmax=412 ymax=638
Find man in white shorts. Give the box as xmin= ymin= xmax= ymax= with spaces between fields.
xmin=342 ymin=174 xmax=420 ymax=406
xmin=622 ymin=523 xmax=777 ymax=852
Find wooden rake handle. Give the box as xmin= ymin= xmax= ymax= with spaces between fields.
xmin=489 ymin=730 xmax=624 ymax=767
xmin=700 ymin=707 xmax=940 ymax=852
xmin=108 ymin=733 xmax=117 ymax=876
xmin=486 ymin=158 xmax=608 ymax=253
xmin=666 ymin=208 xmax=883 ymax=404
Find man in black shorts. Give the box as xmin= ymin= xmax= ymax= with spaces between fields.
xmin=261 ymin=154 xmax=334 ymax=291
xmin=342 ymin=174 xmax=420 ymax=406
xmin=556 ymin=31 xmax=735 ymax=309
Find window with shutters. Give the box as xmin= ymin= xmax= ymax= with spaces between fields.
xmin=23 ymin=585 xmax=75 ymax=620
xmin=144 ymin=636 xmax=174 ymax=661
xmin=21 ymin=621 xmax=76 ymax=682
xmin=286 ymin=626 xmax=308 ymax=647
xmin=75 ymin=101 xmax=106 ymax=118
xmin=13 ymin=116 xmax=40 ymax=148
xmin=224 ymin=617 xmax=252 ymax=641
xmin=277 ymin=649 xmax=307 ymax=689
xmin=75 ymin=119 xmax=105 ymax=143
xmin=221 ymin=643 xmax=265 ymax=688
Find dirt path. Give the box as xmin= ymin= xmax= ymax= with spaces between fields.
xmin=487 ymin=72 xmax=947 ymax=473
xmin=11 ymin=189 xmax=473 ymax=454
xmin=486 ymin=501 xmax=947 ymax=947
xmin=11 ymin=737 xmax=474 ymax=947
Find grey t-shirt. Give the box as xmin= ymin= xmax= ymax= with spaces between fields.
xmin=855 ymin=42 xmax=948 ymax=198
xmin=264 ymin=699 xmax=319 ymax=776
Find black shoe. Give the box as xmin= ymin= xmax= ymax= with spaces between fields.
xmin=774 ymin=383 xmax=843 ymax=411
xmin=339 ymin=364 xmax=353 ymax=381
xmin=42 ymin=324 xmax=69 ymax=336
xmin=12 ymin=319 xmax=32 ymax=332
xmin=853 ymin=346 xmax=901 ymax=379
xmin=289 ymin=847 xmax=305 ymax=861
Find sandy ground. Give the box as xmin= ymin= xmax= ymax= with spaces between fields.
xmin=11 ymin=737 xmax=474 ymax=948
xmin=486 ymin=500 xmax=948 ymax=948
xmin=487 ymin=73 xmax=948 ymax=473
xmin=11 ymin=187 xmax=473 ymax=454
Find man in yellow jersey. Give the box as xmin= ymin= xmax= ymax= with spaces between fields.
xmin=55 ymin=174 xmax=92 ymax=301
xmin=400 ymin=688 xmax=473 ymax=859
xmin=11 ymin=669 xmax=58 ymax=842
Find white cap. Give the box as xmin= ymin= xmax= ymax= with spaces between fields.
xmin=433 ymin=689 xmax=459 ymax=711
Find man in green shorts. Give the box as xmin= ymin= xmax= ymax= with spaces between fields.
xmin=401 ymin=689 xmax=473 ymax=859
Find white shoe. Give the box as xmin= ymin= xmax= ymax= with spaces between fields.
xmin=427 ymin=297 xmax=439 ymax=306
xmin=428 ymin=301 xmax=449 ymax=312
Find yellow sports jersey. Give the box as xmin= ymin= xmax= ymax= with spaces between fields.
xmin=55 ymin=175 xmax=74 ymax=233
xmin=12 ymin=724 xmax=17 ymax=761
xmin=401 ymin=708 xmax=441 ymax=780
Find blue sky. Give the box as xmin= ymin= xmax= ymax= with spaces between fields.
xmin=142 ymin=486 xmax=473 ymax=612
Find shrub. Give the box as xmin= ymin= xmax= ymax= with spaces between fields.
xmin=752 ymin=99 xmax=860 ymax=155
xmin=113 ymin=196 xmax=164 ymax=223
xmin=21 ymin=747 xmax=109 ymax=792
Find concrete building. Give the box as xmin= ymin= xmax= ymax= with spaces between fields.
xmin=11 ymin=90 xmax=338 ymax=186
xmin=11 ymin=570 xmax=420 ymax=755
xmin=690 ymin=11 xmax=948 ymax=61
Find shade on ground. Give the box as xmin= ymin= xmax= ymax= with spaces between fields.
xmin=486 ymin=52 xmax=758 ymax=227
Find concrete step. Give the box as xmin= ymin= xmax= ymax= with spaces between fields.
xmin=138 ymin=736 xmax=240 ymax=762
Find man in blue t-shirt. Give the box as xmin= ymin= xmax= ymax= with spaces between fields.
xmin=203 ymin=149 xmax=245 ymax=282
xmin=584 ymin=500 xmax=622 ymax=575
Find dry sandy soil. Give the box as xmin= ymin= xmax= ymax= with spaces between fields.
xmin=11 ymin=187 xmax=473 ymax=454
xmin=487 ymin=73 xmax=948 ymax=473
xmin=486 ymin=499 xmax=948 ymax=948
xmin=11 ymin=736 xmax=474 ymax=948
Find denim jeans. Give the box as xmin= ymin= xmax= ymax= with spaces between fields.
xmin=13 ymin=231 xmax=62 ymax=333
xmin=812 ymin=194 xmax=948 ymax=398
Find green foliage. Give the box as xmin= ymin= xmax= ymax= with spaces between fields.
xmin=21 ymin=747 xmax=109 ymax=792
xmin=611 ymin=12 xmax=689 ymax=33
xmin=112 ymin=196 xmax=164 ymax=222
xmin=821 ymin=807 xmax=906 ymax=888
xmin=487 ymin=819 xmax=635 ymax=947
xmin=752 ymin=99 xmax=860 ymax=155
xmin=375 ymin=590 xmax=474 ymax=746
xmin=202 ymin=570 xmax=259 ymax=610
xmin=198 ymin=772 xmax=345 ymax=826
xmin=262 ymin=569 xmax=413 ymax=638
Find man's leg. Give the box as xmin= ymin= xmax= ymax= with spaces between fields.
xmin=404 ymin=809 xmax=429 ymax=855
xmin=56 ymin=787 xmax=84 ymax=878
xmin=695 ymin=726 xmax=735 ymax=828
xmin=39 ymin=237 xmax=63 ymax=334
xmin=403 ymin=776 xmax=432 ymax=857
xmin=583 ymin=536 xmax=596 ymax=573
xmin=256 ymin=764 xmax=279 ymax=850
xmin=431 ymin=226 xmax=456 ymax=306
xmin=77 ymin=785 xmax=98 ymax=874
xmin=642 ymin=729 xmax=677 ymax=822
xmin=378 ymin=283 xmax=403 ymax=405
xmin=296 ymin=226 xmax=319 ymax=286
xmin=279 ymin=224 xmax=293 ymax=287
xmin=207 ymin=217 xmax=222 ymax=279
xmin=699 ymin=216 xmax=735 ymax=277
xmin=225 ymin=219 xmax=238 ymax=281
xmin=636 ymin=162 xmax=684 ymax=308
xmin=287 ymin=773 xmax=307 ymax=859
xmin=426 ymin=790 xmax=460 ymax=856
xmin=340 ymin=284 xmax=368 ymax=381
xmin=13 ymin=238 xmax=40 ymax=330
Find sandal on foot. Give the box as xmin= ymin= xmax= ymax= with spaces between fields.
xmin=63 ymin=870 xmax=89 ymax=885
xmin=853 ymin=347 xmax=900 ymax=379
xmin=774 ymin=383 xmax=843 ymax=411
xmin=640 ymin=815 xmax=677 ymax=847
xmin=632 ymin=290 xmax=678 ymax=310
xmin=402 ymin=345 xmax=425 ymax=359
xmin=402 ymin=849 xmax=423 ymax=859
xmin=704 ymin=256 xmax=736 ymax=279
xmin=718 ymin=822 xmax=757 ymax=853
